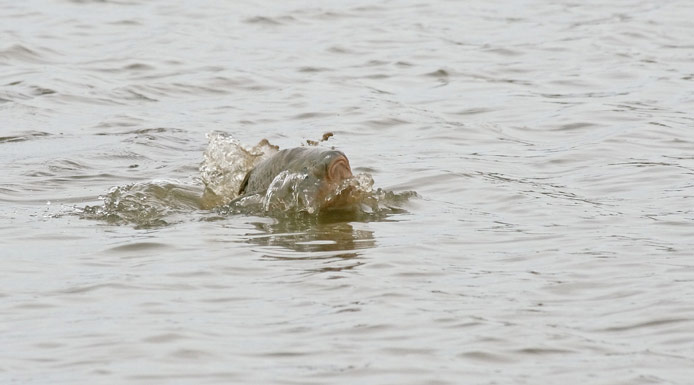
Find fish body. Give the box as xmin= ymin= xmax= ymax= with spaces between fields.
xmin=239 ymin=147 xmax=353 ymax=197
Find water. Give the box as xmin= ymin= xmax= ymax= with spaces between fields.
xmin=2 ymin=0 xmax=694 ymax=383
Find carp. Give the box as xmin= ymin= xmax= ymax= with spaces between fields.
xmin=238 ymin=147 xmax=355 ymax=210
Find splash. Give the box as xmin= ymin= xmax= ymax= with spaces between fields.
xmin=199 ymin=132 xmax=278 ymax=208
xmin=221 ymin=170 xmax=376 ymax=214
xmin=80 ymin=181 xmax=201 ymax=228
xmin=80 ymin=132 xmax=415 ymax=227
xmin=202 ymin=132 xmax=416 ymax=218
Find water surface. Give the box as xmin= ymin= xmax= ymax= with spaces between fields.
xmin=2 ymin=0 xmax=694 ymax=384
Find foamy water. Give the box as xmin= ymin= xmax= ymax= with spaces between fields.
xmin=2 ymin=0 xmax=694 ymax=384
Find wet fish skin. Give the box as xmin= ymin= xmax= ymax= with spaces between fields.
xmin=238 ymin=147 xmax=353 ymax=196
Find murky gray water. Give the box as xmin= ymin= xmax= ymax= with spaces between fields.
xmin=2 ymin=0 xmax=694 ymax=383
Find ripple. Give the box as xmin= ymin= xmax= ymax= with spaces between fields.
xmin=598 ymin=318 xmax=691 ymax=333
xmin=297 ymin=66 xmax=331 ymax=73
xmin=61 ymin=283 xmax=140 ymax=294
xmin=106 ymin=242 xmax=170 ymax=253
xmin=458 ymin=351 xmax=512 ymax=363
xmin=1 ymin=82 xmax=58 ymax=102
xmin=3 ymin=1 xmax=694 ymax=384
xmin=364 ymin=118 xmax=410 ymax=128
xmin=244 ymin=15 xmax=295 ymax=26
xmin=0 ymin=131 xmax=51 ymax=143
xmin=0 ymin=44 xmax=45 ymax=63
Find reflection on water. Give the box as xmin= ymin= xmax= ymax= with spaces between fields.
xmin=245 ymin=212 xmax=376 ymax=271
xmin=241 ymin=212 xmax=378 ymax=275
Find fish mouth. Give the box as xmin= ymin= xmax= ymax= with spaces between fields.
xmin=326 ymin=155 xmax=353 ymax=183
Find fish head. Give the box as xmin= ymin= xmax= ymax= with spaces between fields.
xmin=313 ymin=151 xmax=361 ymax=210
xmin=324 ymin=152 xmax=353 ymax=183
